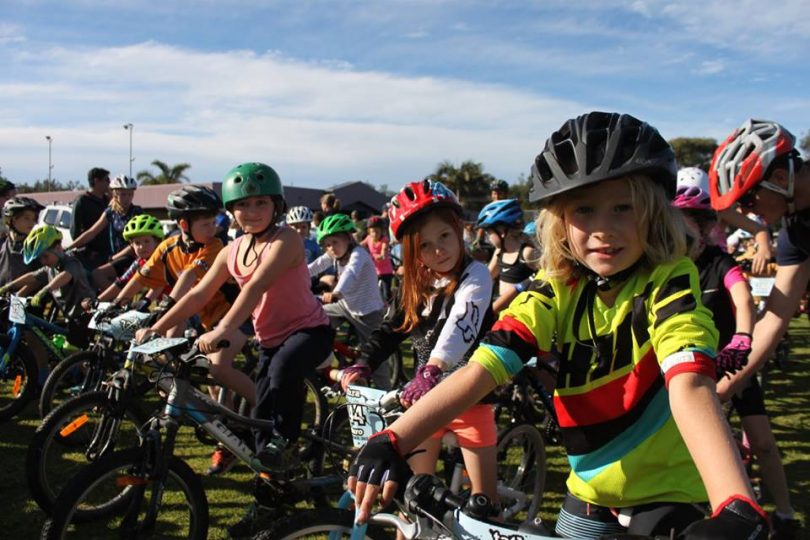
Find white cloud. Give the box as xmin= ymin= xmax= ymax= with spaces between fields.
xmin=0 ymin=23 xmax=25 ymax=44
xmin=695 ymin=59 xmax=725 ymax=75
xmin=0 ymin=41 xmax=586 ymax=186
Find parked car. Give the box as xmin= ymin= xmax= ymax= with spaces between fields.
xmin=38 ymin=204 xmax=73 ymax=244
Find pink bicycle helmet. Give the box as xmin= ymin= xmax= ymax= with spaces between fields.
xmin=672 ymin=167 xmax=712 ymax=210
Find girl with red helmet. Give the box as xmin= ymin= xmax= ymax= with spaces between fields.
xmin=341 ymin=178 xmax=499 ymax=507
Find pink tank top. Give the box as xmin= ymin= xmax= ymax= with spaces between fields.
xmin=361 ymin=236 xmax=394 ymax=276
xmin=227 ymin=231 xmax=328 ymax=348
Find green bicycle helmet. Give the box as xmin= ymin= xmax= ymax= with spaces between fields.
xmin=317 ymin=213 xmax=355 ymax=244
xmin=222 ymin=162 xmax=285 ymax=206
xmin=23 ymin=225 xmax=62 ymax=264
xmin=123 ymin=214 xmax=165 ymax=241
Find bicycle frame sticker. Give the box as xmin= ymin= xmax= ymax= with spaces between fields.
xmin=749 ymin=277 xmax=776 ymax=297
xmin=9 ymin=295 xmax=26 ymax=324
xmin=131 ymin=337 xmax=188 ymax=355
xmin=345 ymin=384 xmax=388 ymax=447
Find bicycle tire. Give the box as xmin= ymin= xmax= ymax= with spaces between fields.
xmin=0 ymin=334 xmax=39 ymax=421
xmin=39 ymin=349 xmax=112 ymax=418
xmin=26 ymin=390 xmax=146 ymax=517
xmin=41 ymin=447 xmax=208 ymax=540
xmin=255 ymin=508 xmax=387 ymax=539
xmin=497 ymin=422 xmax=546 ymax=523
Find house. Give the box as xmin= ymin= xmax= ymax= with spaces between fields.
xmin=25 ymin=181 xmax=390 ymax=220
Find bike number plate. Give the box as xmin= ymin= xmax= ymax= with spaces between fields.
xmin=9 ymin=296 xmax=26 ymax=324
xmin=749 ymin=277 xmax=775 ymax=297
xmin=345 ymin=385 xmax=388 ymax=447
xmin=131 ymin=337 xmax=188 ymax=355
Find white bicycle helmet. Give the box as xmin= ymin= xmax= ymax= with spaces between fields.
xmin=110 ymin=174 xmax=137 ymax=190
xmin=286 ymin=205 xmax=313 ymax=224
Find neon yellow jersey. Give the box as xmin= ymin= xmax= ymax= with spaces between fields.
xmin=471 ymin=256 xmax=718 ymax=507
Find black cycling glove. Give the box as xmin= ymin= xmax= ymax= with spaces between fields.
xmin=349 ymin=429 xmax=413 ymax=490
xmin=679 ymin=495 xmax=768 ymax=540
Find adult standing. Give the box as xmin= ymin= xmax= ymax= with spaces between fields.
xmin=71 ymin=167 xmax=111 ymax=271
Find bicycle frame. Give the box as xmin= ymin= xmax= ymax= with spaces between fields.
xmin=1 ymin=296 xmax=69 ymax=374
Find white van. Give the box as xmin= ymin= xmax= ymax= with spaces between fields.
xmin=39 ymin=204 xmax=74 ymax=244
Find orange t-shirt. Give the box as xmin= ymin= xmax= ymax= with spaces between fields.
xmin=135 ymin=235 xmax=229 ymax=329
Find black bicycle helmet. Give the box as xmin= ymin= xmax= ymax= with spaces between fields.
xmin=529 ymin=111 xmax=677 ymax=204
xmin=3 ymin=196 xmax=45 ymax=218
xmin=166 ymin=185 xmax=223 ymax=219
xmin=490 ymin=179 xmax=509 ymax=193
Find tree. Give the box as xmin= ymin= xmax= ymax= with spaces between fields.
xmin=428 ymin=160 xmax=501 ymax=213
xmin=509 ymin=172 xmax=532 ymax=203
xmin=668 ymin=137 xmax=718 ymax=169
xmin=17 ymin=179 xmax=82 ymax=193
xmin=136 ymin=160 xmax=191 ymax=185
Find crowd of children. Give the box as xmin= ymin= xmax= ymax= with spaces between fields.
xmin=2 ymin=110 xmax=808 ymax=540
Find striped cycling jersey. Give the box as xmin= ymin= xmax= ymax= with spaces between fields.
xmin=470 ymin=256 xmax=718 ymax=507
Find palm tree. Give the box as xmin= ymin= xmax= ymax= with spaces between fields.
xmin=137 ymin=160 xmax=191 ymax=185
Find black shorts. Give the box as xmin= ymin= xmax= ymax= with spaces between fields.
xmin=555 ymin=492 xmax=706 ymax=538
xmin=731 ymin=376 xmax=767 ymax=417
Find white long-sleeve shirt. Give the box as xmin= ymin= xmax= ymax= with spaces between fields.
xmin=309 ymin=246 xmax=384 ymax=317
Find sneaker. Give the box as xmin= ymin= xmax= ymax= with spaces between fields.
xmin=227 ymin=501 xmax=279 ymax=539
xmin=771 ymin=512 xmax=802 ymax=540
xmin=252 ymin=434 xmax=296 ymax=475
xmin=206 ymin=446 xmax=237 ymax=476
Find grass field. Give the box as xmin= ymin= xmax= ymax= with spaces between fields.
xmin=2 ymin=317 xmax=809 ymax=538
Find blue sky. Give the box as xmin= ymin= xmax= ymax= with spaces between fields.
xmin=2 ymin=0 xmax=809 ymax=191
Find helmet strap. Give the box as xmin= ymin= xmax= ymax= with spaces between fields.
xmin=242 ymin=223 xmax=276 ymax=267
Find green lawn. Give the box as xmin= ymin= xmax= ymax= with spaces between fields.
xmin=2 ymin=317 xmax=809 ymax=538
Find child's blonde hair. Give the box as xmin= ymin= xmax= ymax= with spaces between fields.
xmin=537 ymin=175 xmax=687 ymax=281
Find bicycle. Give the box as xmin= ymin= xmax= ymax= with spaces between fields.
xmin=258 ymin=473 xmax=672 ymax=539
xmin=0 ymin=295 xmax=80 ymax=421
xmin=41 ymin=336 xmax=337 ymax=539
xmin=319 ymin=383 xmax=546 ymax=525
xmin=38 ymin=301 xmax=153 ymax=417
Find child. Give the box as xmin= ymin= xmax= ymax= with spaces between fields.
xmin=96 ymin=214 xmax=165 ymax=302
xmin=286 ymin=206 xmax=321 ymax=263
xmin=141 ymin=163 xmax=332 ymax=537
xmin=674 ymin=169 xmax=800 ymax=538
xmin=308 ymin=214 xmax=388 ymax=385
xmin=341 ymin=179 xmax=499 ymax=509
xmin=478 ymin=198 xmax=539 ymax=312
xmin=0 ymin=197 xmax=45 ymax=286
xmin=128 ymin=185 xmax=252 ymax=475
xmin=360 ymin=215 xmax=395 ymax=303
xmin=67 ymin=174 xmax=142 ymax=290
xmin=349 ymin=112 xmax=767 ymax=540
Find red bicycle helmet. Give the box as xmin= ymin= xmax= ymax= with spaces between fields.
xmin=388 ymin=179 xmax=462 ymax=240
xmin=709 ymin=119 xmax=796 ymax=211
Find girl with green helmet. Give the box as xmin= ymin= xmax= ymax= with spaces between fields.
xmin=96 ymin=214 xmax=165 ymax=302
xmin=136 ymin=163 xmax=332 ymax=530
xmin=308 ymin=212 xmax=389 ymax=387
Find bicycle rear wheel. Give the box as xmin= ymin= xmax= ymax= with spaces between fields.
xmin=42 ymin=447 xmax=208 ymax=539
xmin=497 ymin=422 xmax=546 ymax=524
xmin=255 ymin=508 xmax=387 ymax=539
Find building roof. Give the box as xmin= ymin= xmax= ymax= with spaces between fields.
xmin=24 ymin=181 xmax=389 ymax=216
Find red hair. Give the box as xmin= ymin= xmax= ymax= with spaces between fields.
xmin=397 ymin=208 xmax=465 ymax=333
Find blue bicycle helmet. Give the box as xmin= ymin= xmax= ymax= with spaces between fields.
xmin=523 ymin=220 xmax=537 ymax=236
xmin=476 ymin=199 xmax=523 ymax=229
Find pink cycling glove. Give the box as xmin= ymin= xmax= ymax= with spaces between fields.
xmin=401 ymin=364 xmax=443 ymax=406
xmin=715 ymin=332 xmax=752 ymax=378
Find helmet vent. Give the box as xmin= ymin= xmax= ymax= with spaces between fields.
xmin=586 ymin=130 xmax=607 ymax=174
xmin=555 ymin=140 xmax=578 ymax=176
xmin=234 ymin=176 xmax=243 ymax=184
xmin=404 ymin=186 xmax=415 ymax=201
xmin=256 ymin=173 xmax=264 ymax=181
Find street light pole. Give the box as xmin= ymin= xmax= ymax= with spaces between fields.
xmin=45 ymin=135 xmax=53 ymax=192
xmin=123 ymin=123 xmax=134 ymax=177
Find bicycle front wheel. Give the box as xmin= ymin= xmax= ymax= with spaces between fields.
xmin=255 ymin=508 xmax=387 ymax=539
xmin=26 ymin=390 xmax=146 ymax=517
xmin=0 ymin=334 xmax=38 ymax=421
xmin=42 ymin=447 xmax=208 ymax=540
xmin=39 ymin=349 xmax=112 ymax=418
